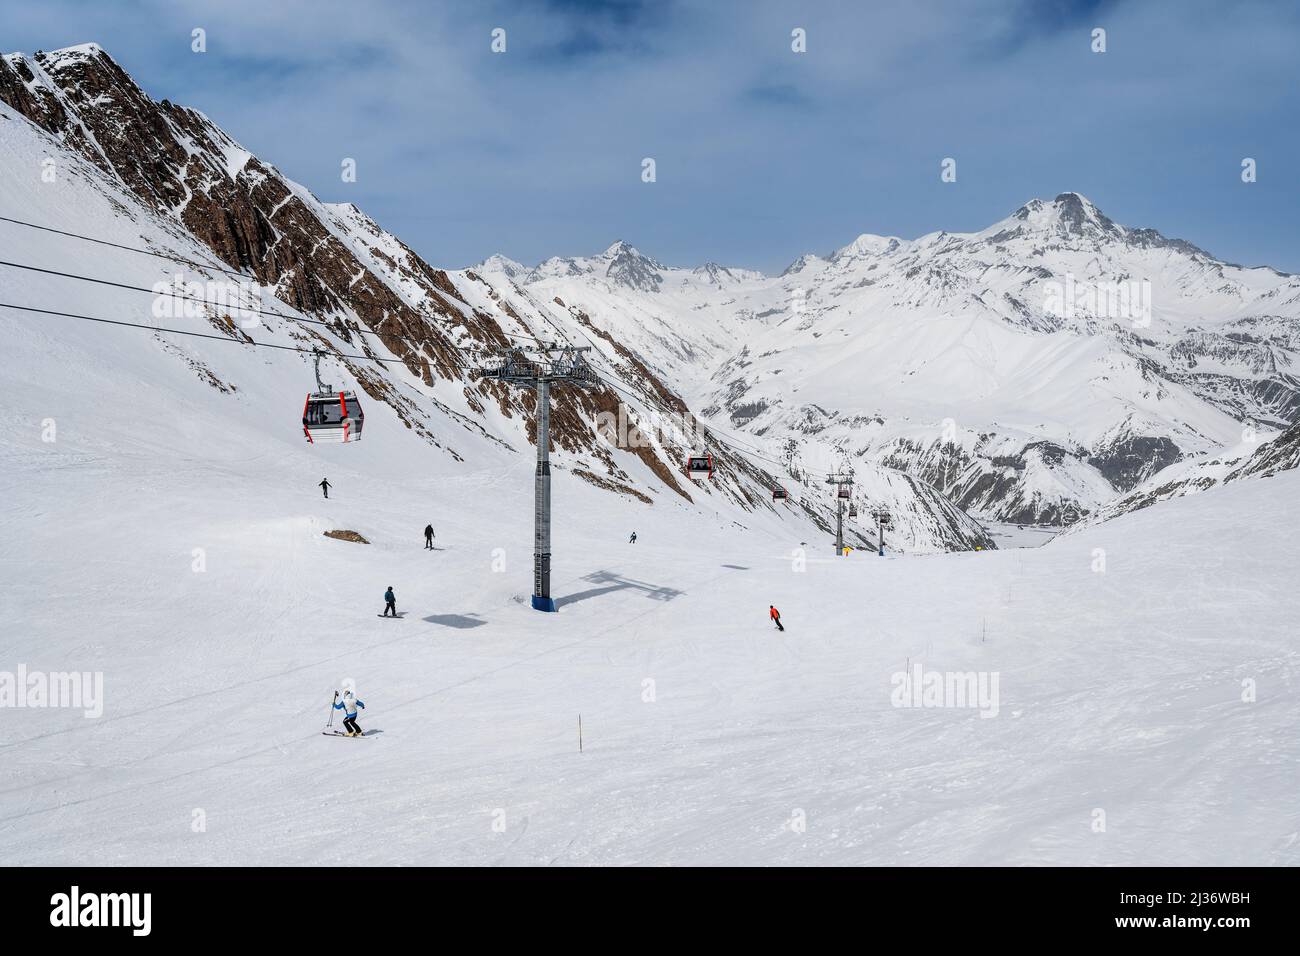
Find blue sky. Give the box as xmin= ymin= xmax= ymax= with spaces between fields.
xmin=6 ymin=0 xmax=1299 ymax=273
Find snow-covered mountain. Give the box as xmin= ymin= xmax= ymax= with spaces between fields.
xmin=4 ymin=43 xmax=986 ymax=552
xmin=1071 ymin=416 xmax=1300 ymax=528
xmin=480 ymin=193 xmax=1300 ymax=527
xmin=6 ymin=42 xmax=1297 ymax=553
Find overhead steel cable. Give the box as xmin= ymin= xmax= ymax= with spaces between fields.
xmin=0 ymin=213 xmax=257 ymax=281
xmin=0 ymin=256 xmax=533 ymax=355
xmin=585 ymin=366 xmax=787 ymax=470
xmin=0 ymin=217 xmax=793 ymax=476
xmin=0 ymin=299 xmax=481 ymax=372
xmin=0 ymin=213 xmax=551 ymax=345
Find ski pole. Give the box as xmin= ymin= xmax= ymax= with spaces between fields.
xmin=325 ymin=691 xmax=338 ymax=730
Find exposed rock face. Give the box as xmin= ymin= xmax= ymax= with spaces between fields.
xmin=1087 ymin=435 xmax=1181 ymax=492
xmin=1073 ymin=417 xmax=1300 ymax=528
xmin=1229 ymin=419 xmax=1300 ymax=480
xmin=1 ymin=45 xmax=470 ymax=383
xmin=0 ymin=43 xmax=803 ymax=531
xmin=603 ymin=242 xmax=664 ymax=292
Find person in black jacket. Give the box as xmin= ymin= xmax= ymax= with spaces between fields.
xmin=382 ymin=587 xmax=397 ymax=617
xmin=319 ymin=477 xmax=331 ymax=499
xmin=424 ymin=524 xmax=435 ymax=549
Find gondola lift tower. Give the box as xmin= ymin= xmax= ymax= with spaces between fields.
xmin=476 ymin=343 xmax=597 ymax=612
xmin=825 ymin=468 xmax=855 ymax=556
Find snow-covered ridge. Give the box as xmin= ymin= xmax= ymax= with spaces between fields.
xmin=7 ymin=40 xmax=1297 ymax=548
xmin=478 ymin=190 xmax=1300 ymax=529
xmin=0 ymin=42 xmax=998 ymax=554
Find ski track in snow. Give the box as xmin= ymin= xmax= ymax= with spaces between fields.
xmin=2 ymin=429 xmax=1297 ymax=864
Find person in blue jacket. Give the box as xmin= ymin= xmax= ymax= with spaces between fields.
xmin=382 ymin=586 xmax=397 ymax=617
xmin=334 ymin=689 xmax=366 ymax=736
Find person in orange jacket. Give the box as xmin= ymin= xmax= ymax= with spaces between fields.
xmin=769 ymin=605 xmax=784 ymax=632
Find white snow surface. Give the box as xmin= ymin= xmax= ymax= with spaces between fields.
xmin=3 ymin=398 xmax=1297 ymax=864
xmin=0 ymin=94 xmax=1296 ymax=866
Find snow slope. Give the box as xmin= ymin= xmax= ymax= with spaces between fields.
xmin=2 ymin=395 xmax=1296 ymax=864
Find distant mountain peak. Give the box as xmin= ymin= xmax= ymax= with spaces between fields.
xmin=40 ymin=42 xmax=106 ymax=60
xmin=586 ymin=240 xmax=663 ymax=291
xmin=1003 ymin=191 xmax=1120 ymax=240
xmin=693 ymin=260 xmax=752 ymax=287
xmin=780 ymin=252 xmax=823 ymax=276
xmin=605 ymin=242 xmax=663 ymax=292
xmin=475 ymin=253 xmax=529 ymax=279
xmin=832 ymin=233 xmax=903 ymax=260
xmin=602 ymin=239 xmax=638 ymax=258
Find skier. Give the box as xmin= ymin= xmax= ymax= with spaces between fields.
xmin=769 ymin=605 xmax=784 ymax=632
xmin=629 ymin=531 xmax=637 ymax=544
xmin=424 ymin=524 xmax=435 ymax=549
xmin=333 ymin=689 xmax=366 ymax=736
xmin=319 ymin=477 xmax=331 ymax=499
xmin=382 ymin=586 xmax=397 ymax=617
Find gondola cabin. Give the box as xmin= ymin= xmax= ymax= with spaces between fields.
xmin=772 ymin=485 xmax=788 ymax=500
xmin=848 ymin=503 xmax=858 ymax=517
xmin=837 ymin=484 xmax=850 ymax=499
xmin=686 ymin=454 xmax=714 ymax=480
xmin=303 ymin=390 xmax=364 ymax=443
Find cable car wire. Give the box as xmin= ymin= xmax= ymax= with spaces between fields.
xmin=0 ymin=237 xmax=792 ymax=476
xmin=567 ymin=333 xmax=787 ymax=468
xmin=1 ymin=286 xmax=788 ymax=473
xmin=583 ymin=365 xmax=787 ymax=470
xmin=0 ymin=214 xmax=552 ymax=345
xmin=0 ymin=213 xmax=257 ymax=281
xmin=0 ymin=256 xmax=544 ymax=355
xmin=1 ymin=213 xmax=807 ymax=480
xmin=557 ymin=325 xmax=790 ymax=472
xmin=0 ymin=299 xmax=475 ymax=370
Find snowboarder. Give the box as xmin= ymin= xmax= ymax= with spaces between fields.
xmin=629 ymin=531 xmax=637 ymax=544
xmin=424 ymin=524 xmax=435 ymax=549
xmin=319 ymin=477 xmax=331 ymax=499
xmin=770 ymin=605 xmax=784 ymax=632
xmin=333 ymin=689 xmax=366 ymax=736
xmin=382 ymin=586 xmax=397 ymax=617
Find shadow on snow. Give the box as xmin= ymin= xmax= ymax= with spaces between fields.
xmin=555 ymin=569 xmax=686 ymax=609
xmin=422 ymin=613 xmax=488 ymax=629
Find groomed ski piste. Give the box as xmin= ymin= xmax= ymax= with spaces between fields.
xmin=4 ymin=369 xmax=1298 ymax=865
xmin=1 ymin=96 xmax=1298 ymax=867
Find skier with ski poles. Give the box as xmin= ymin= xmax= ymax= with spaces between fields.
xmin=319 ymin=477 xmax=331 ymax=499
xmin=333 ymin=689 xmax=366 ymax=736
xmin=769 ymin=605 xmax=784 ymax=632
xmin=424 ymin=524 xmax=435 ymax=549
xmin=629 ymin=531 xmax=637 ymax=544
xmin=382 ymin=586 xmax=397 ymax=617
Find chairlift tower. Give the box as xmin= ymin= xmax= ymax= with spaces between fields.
xmin=477 ymin=343 xmax=597 ymax=611
xmin=825 ymin=470 xmax=854 ymax=556
xmin=870 ymin=505 xmax=893 ymax=556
